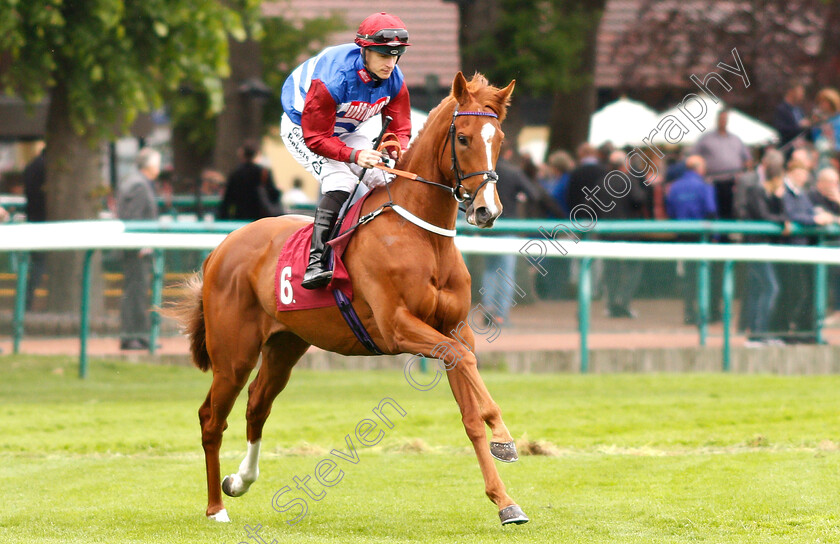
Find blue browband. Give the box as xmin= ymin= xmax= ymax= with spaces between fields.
xmin=454 ymin=111 xmax=499 ymax=118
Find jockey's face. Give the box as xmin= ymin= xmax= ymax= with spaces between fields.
xmin=365 ymin=49 xmax=398 ymax=80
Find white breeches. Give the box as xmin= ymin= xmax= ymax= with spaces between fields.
xmin=280 ymin=113 xmax=392 ymax=194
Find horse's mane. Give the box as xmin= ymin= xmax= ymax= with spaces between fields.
xmin=399 ymin=73 xmax=510 ymax=167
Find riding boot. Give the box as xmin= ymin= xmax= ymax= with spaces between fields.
xmin=301 ymin=190 xmax=349 ymax=290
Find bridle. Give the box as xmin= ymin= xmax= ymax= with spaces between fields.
xmin=446 ymin=109 xmax=500 ymax=203
xmin=359 ymin=106 xmax=502 ymax=238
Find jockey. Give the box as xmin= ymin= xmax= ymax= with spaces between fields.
xmin=280 ymin=12 xmax=412 ymax=290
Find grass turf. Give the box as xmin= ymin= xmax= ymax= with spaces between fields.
xmin=0 ymin=355 xmax=838 ymax=543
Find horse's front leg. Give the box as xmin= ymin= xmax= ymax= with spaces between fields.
xmin=381 ymin=307 xmax=529 ymax=525
xmin=444 ymin=350 xmax=529 ymax=525
xmin=442 ymin=322 xmax=518 ymax=462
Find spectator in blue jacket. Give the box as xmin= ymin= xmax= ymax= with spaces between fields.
xmin=666 ymin=155 xmax=717 ymax=324
xmin=535 ymin=149 xmax=575 ymax=300
xmin=666 ymin=155 xmax=717 ymax=220
xmin=541 ymin=149 xmax=574 ymax=216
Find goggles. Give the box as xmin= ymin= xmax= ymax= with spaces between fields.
xmin=358 ymin=28 xmax=409 ymax=45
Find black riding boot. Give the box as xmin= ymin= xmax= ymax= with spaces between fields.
xmin=301 ymin=190 xmax=349 ymax=290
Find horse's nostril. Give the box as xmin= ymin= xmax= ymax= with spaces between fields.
xmin=476 ymin=207 xmax=492 ymax=224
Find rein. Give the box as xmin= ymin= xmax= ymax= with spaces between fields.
xmin=367 ymin=109 xmax=500 ymax=237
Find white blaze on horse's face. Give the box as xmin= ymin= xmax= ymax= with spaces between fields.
xmin=481 ymin=123 xmax=499 ymax=216
xmin=466 ymin=121 xmax=503 ymax=228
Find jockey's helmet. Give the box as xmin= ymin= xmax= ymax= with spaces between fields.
xmin=355 ymin=12 xmax=411 ymax=56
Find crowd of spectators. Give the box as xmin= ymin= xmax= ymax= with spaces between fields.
xmin=498 ymin=81 xmax=840 ymax=344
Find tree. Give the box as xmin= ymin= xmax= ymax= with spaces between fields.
xmin=0 ymin=0 xmax=241 ymax=312
xmin=258 ymin=12 xmax=347 ymax=133
xmin=168 ymin=5 xmax=345 ymax=184
xmin=453 ymin=0 xmax=606 ymax=155
xmin=213 ymin=8 xmax=346 ymax=176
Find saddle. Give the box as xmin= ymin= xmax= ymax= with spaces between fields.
xmin=274 ymin=192 xmax=372 ymax=313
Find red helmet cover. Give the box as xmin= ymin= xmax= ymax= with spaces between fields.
xmin=355 ymin=12 xmax=411 ymax=49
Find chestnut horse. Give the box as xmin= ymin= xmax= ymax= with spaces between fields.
xmin=175 ymin=72 xmax=528 ymax=526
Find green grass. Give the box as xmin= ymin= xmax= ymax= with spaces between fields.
xmin=1 ymin=355 xmax=839 ymax=543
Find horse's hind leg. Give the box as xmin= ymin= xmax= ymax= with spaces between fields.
xmin=222 ymin=332 xmax=311 ymax=498
xmin=200 ymin=311 xmax=264 ymax=522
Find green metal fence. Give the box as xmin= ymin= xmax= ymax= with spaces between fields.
xmin=3 ymin=217 xmax=839 ymax=377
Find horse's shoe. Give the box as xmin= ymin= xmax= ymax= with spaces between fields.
xmin=490 ymin=441 xmax=519 ymax=462
xmin=221 ymin=474 xmax=252 ymax=497
xmin=207 ymin=508 xmax=230 ymax=523
xmin=499 ymin=504 xmax=529 ymax=525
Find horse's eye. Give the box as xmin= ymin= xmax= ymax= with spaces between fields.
xmin=457 ymin=135 xmax=468 ymax=145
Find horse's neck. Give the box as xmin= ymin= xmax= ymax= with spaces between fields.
xmin=390 ymin=132 xmax=458 ymax=234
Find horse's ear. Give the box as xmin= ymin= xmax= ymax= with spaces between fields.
xmin=496 ymin=80 xmax=516 ymax=121
xmin=498 ymin=79 xmax=515 ymax=103
xmin=451 ymin=71 xmax=470 ymax=105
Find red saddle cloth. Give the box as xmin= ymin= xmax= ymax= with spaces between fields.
xmin=274 ymin=193 xmax=371 ymax=312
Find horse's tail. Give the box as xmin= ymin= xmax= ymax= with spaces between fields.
xmin=165 ymin=273 xmax=211 ymax=372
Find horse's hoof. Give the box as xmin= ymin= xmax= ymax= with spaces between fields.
xmin=207 ymin=508 xmax=231 ymax=523
xmin=222 ymin=475 xmax=238 ymax=497
xmin=499 ymin=504 xmax=529 ymax=525
xmin=222 ymin=475 xmax=234 ymax=497
xmin=490 ymin=441 xmax=519 ymax=462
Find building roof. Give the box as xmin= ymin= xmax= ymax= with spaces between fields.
xmin=263 ymin=1 xmax=460 ymax=89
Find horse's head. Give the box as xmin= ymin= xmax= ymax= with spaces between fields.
xmin=446 ymin=72 xmax=515 ymax=228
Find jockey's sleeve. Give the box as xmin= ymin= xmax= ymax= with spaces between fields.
xmin=383 ymin=83 xmax=412 ymax=151
xmin=301 ymin=79 xmax=354 ymax=163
